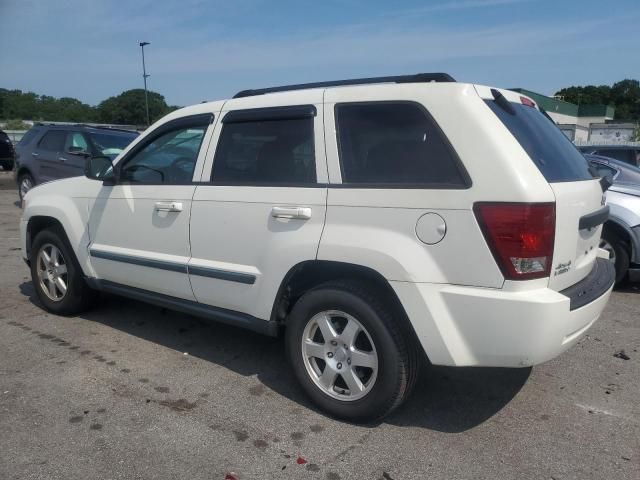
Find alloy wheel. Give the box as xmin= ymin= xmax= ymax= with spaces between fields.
xmin=36 ymin=243 xmax=68 ymax=302
xmin=20 ymin=177 xmax=33 ymax=199
xmin=301 ymin=310 xmax=378 ymax=401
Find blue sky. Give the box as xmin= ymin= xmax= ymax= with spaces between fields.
xmin=1 ymin=0 xmax=638 ymax=107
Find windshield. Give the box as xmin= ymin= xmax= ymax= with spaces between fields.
xmin=486 ymin=100 xmax=593 ymax=182
xmin=89 ymin=131 xmax=138 ymax=158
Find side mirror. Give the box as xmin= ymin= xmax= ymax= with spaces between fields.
xmin=85 ymin=156 xmax=115 ymax=185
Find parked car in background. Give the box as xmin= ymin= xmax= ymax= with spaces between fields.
xmin=579 ymin=145 xmax=640 ymax=168
xmin=20 ymin=74 xmax=615 ymax=421
xmin=586 ymin=153 xmax=640 ymax=283
xmin=0 ymin=129 xmax=16 ymax=171
xmin=14 ymin=124 xmax=138 ymax=200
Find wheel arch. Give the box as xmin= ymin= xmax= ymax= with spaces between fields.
xmin=26 ymin=216 xmax=65 ymax=259
xmin=270 ymin=260 xmax=424 ymax=358
xmin=603 ymin=218 xmax=635 ymax=261
xmin=16 ymin=166 xmax=34 ymax=181
xmin=23 ymin=196 xmax=94 ymax=277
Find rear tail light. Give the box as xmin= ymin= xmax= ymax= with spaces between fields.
xmin=474 ymin=202 xmax=555 ymax=280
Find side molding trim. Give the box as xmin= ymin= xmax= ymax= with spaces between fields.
xmin=89 ymin=248 xmax=257 ymax=284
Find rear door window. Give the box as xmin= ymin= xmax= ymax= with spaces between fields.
xmin=38 ymin=130 xmax=67 ymax=152
xmin=486 ymin=101 xmax=592 ymax=182
xmin=212 ymin=115 xmax=316 ymax=185
xmin=335 ymin=102 xmax=469 ymax=187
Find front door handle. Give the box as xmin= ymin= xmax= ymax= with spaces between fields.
xmin=58 ymin=157 xmax=67 ymax=162
xmin=271 ymin=206 xmax=312 ymax=220
xmin=155 ymin=201 xmax=183 ymax=212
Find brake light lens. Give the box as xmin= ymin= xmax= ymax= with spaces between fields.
xmin=474 ymin=203 xmax=555 ymax=280
xmin=520 ymin=96 xmax=536 ymax=107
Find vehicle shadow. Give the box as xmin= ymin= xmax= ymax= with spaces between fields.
xmin=615 ymin=282 xmax=640 ymax=294
xmin=19 ymin=282 xmax=529 ymax=433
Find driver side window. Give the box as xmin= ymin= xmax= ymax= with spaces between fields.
xmin=120 ymin=125 xmax=207 ymax=184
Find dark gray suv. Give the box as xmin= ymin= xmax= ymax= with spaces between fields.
xmin=14 ymin=124 xmax=138 ymax=199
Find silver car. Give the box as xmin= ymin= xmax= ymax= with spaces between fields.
xmin=587 ymin=154 xmax=640 ymax=283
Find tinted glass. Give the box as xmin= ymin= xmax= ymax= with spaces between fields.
xmin=120 ymin=126 xmax=206 ymax=184
xmin=64 ymin=132 xmax=89 ymax=153
xmin=212 ymin=117 xmax=315 ymax=184
xmin=595 ymin=149 xmax=632 ymax=164
xmin=588 ymin=162 xmax=617 ymax=178
xmin=89 ymin=131 xmax=137 ymax=158
xmin=17 ymin=128 xmax=39 ymax=146
xmin=486 ymin=101 xmax=592 ymax=182
xmin=38 ymin=130 xmax=66 ymax=152
xmin=335 ymin=102 xmax=467 ymax=186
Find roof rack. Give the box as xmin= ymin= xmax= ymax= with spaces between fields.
xmin=233 ymin=72 xmax=455 ymax=99
xmin=34 ymin=122 xmax=138 ymax=133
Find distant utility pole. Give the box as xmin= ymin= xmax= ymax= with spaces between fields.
xmin=139 ymin=41 xmax=151 ymax=126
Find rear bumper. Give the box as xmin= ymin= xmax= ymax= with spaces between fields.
xmin=391 ymin=258 xmax=615 ymax=367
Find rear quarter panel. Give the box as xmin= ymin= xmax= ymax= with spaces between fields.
xmin=319 ymin=83 xmax=555 ymax=286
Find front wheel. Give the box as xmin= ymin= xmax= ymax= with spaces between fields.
xmin=30 ymin=227 xmax=97 ymax=315
xmin=286 ymin=280 xmax=418 ymax=422
xmin=18 ymin=173 xmax=35 ymax=201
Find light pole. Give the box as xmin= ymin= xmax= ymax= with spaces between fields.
xmin=139 ymin=41 xmax=151 ymax=126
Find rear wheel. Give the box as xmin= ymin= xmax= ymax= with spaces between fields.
xmin=30 ymin=227 xmax=97 ymax=315
xmin=18 ymin=173 xmax=34 ymax=201
xmin=600 ymin=230 xmax=629 ymax=284
xmin=286 ymin=280 xmax=418 ymax=422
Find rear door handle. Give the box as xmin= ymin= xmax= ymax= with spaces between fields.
xmin=58 ymin=157 xmax=67 ymax=162
xmin=32 ymin=152 xmax=39 ymax=157
xmin=271 ymin=206 xmax=312 ymax=220
xmin=155 ymin=201 xmax=183 ymax=212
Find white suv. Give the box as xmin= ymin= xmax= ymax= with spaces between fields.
xmin=20 ymin=73 xmax=615 ymax=421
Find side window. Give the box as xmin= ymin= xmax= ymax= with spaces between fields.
xmin=64 ymin=132 xmax=89 ymax=153
xmin=335 ymin=102 xmax=468 ymax=187
xmin=589 ymin=162 xmax=617 ymax=178
xmin=119 ymin=125 xmax=207 ymax=184
xmin=211 ymin=114 xmax=315 ymax=185
xmin=38 ymin=130 xmax=67 ymax=152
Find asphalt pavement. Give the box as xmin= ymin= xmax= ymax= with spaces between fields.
xmin=0 ymin=170 xmax=638 ymax=479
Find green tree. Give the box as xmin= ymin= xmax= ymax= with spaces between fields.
xmin=554 ymin=79 xmax=640 ymax=121
xmin=96 ymin=89 xmax=172 ymax=125
xmin=0 ymin=88 xmax=97 ymax=122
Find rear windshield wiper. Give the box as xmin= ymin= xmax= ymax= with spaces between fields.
xmin=491 ymin=89 xmax=515 ymax=115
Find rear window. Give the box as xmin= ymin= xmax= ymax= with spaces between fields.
xmin=335 ymin=102 xmax=469 ymax=187
xmin=486 ymin=101 xmax=592 ymax=182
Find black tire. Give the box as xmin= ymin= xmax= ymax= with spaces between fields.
xmin=18 ymin=172 xmax=35 ymax=201
xmin=285 ymin=279 xmax=419 ymax=422
xmin=602 ymin=230 xmax=630 ymax=285
xmin=30 ymin=226 xmax=97 ymax=315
